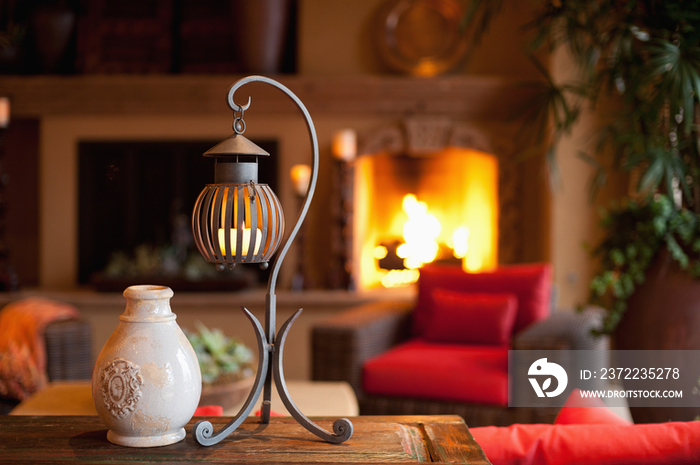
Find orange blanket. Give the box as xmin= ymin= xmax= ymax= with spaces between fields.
xmin=0 ymin=298 xmax=79 ymax=400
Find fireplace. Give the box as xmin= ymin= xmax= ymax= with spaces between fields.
xmin=347 ymin=117 xmax=524 ymax=291
xmin=354 ymin=147 xmax=498 ymax=289
xmin=78 ymin=139 xmax=278 ymax=290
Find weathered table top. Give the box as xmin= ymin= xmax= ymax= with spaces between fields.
xmin=0 ymin=415 xmax=490 ymax=464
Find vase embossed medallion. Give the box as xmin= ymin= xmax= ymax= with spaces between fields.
xmin=92 ymin=285 xmax=201 ymax=447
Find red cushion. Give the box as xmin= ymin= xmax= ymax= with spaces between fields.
xmin=471 ymin=422 xmax=700 ymax=465
xmin=362 ymin=339 xmax=509 ymax=405
xmin=414 ymin=263 xmax=551 ymax=336
xmin=554 ymin=388 xmax=632 ymax=426
xmin=424 ymin=290 xmax=517 ymax=345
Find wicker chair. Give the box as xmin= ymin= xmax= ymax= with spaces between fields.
xmin=312 ymin=300 xmax=608 ymax=427
xmin=0 ymin=318 xmax=92 ymax=414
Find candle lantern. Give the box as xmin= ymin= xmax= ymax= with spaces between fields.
xmin=190 ymin=76 xmax=353 ymax=446
xmin=192 ymin=127 xmax=284 ymax=269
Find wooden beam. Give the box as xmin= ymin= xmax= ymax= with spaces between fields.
xmin=0 ymin=75 xmax=541 ymax=120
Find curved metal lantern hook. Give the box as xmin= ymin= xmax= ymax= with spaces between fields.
xmin=231 ymin=96 xmax=250 ymax=134
xmin=193 ymin=76 xmax=352 ymax=446
xmin=230 ymin=95 xmax=252 ymax=113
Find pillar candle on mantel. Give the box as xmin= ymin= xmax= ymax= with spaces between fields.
xmin=332 ymin=129 xmax=357 ymax=162
xmin=0 ymin=97 xmax=10 ymax=128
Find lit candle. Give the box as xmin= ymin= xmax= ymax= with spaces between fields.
xmin=332 ymin=129 xmax=357 ymax=161
xmin=218 ymin=226 xmax=262 ymax=256
xmin=0 ymin=97 xmax=9 ymax=129
xmin=290 ymin=164 xmax=311 ymax=196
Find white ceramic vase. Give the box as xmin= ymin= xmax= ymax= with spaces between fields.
xmin=92 ymin=285 xmax=202 ymax=447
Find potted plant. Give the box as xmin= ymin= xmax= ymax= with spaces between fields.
xmin=186 ymin=322 xmax=255 ymax=411
xmin=588 ymin=194 xmax=700 ymax=333
xmin=465 ymin=0 xmax=700 ymax=422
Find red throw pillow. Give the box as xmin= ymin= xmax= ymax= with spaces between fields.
xmin=554 ymin=388 xmax=632 ymax=426
xmin=471 ymin=422 xmax=700 ymax=465
xmin=422 ymin=290 xmax=517 ymax=345
xmin=413 ymin=263 xmax=551 ymax=336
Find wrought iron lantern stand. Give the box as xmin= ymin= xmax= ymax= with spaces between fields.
xmin=190 ymin=76 xmax=353 ymax=446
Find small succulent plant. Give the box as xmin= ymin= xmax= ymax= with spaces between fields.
xmin=186 ymin=322 xmax=254 ymax=385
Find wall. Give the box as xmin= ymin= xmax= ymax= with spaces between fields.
xmin=298 ymin=0 xmax=544 ymax=79
xmin=548 ymin=48 xmax=628 ymax=309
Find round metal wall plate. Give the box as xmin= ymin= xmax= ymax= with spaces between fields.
xmin=375 ymin=0 xmax=470 ymax=77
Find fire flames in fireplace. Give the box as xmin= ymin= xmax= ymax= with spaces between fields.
xmin=354 ymin=147 xmax=498 ymax=290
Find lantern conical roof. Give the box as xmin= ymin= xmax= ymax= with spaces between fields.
xmin=204 ymin=134 xmax=270 ymax=157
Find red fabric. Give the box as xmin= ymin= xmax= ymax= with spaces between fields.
xmin=194 ymin=405 xmax=224 ymax=416
xmin=424 ymin=290 xmax=517 ymax=345
xmin=0 ymin=298 xmax=80 ymax=400
xmin=554 ymin=388 xmax=632 ymax=426
xmin=471 ymin=422 xmax=700 ymax=465
xmin=362 ymin=339 xmax=508 ymax=405
xmin=413 ymin=263 xmax=551 ymax=336
xmin=255 ymin=409 xmax=284 ymax=417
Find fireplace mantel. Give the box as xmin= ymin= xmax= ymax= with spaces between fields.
xmin=1 ymin=74 xmax=541 ymax=120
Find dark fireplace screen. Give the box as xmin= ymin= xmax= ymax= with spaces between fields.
xmin=78 ymin=139 xmax=278 ymax=291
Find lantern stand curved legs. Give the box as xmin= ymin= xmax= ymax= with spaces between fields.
xmin=192 ymin=307 xmax=269 ymax=446
xmin=192 ymin=76 xmax=354 ymax=446
xmin=274 ymin=309 xmax=354 ymax=443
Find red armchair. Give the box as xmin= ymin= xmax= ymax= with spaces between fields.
xmin=312 ymin=263 xmax=609 ymax=427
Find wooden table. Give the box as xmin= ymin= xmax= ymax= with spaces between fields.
xmin=0 ymin=415 xmax=490 ymax=464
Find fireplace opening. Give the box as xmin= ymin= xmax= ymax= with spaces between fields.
xmin=78 ymin=139 xmax=278 ymax=291
xmin=354 ymin=147 xmax=498 ymax=290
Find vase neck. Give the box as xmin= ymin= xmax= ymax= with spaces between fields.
xmin=120 ymin=285 xmax=176 ymax=323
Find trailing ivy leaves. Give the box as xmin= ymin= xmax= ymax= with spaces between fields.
xmin=589 ymin=195 xmax=700 ymax=334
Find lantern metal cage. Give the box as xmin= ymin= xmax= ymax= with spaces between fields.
xmin=192 ymin=181 xmax=284 ymax=268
